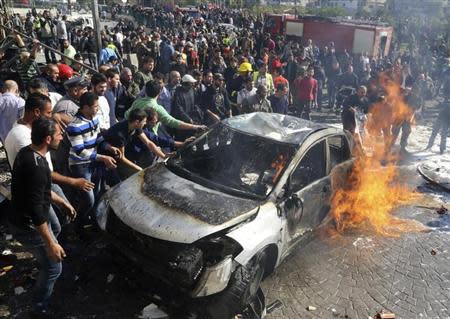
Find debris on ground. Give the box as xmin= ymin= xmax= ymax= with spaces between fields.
xmin=1 ymin=249 xmax=12 ymax=255
xmin=14 ymin=286 xmax=25 ymax=295
xmin=0 ymin=304 xmax=10 ymax=318
xmin=374 ymin=311 xmax=396 ymax=318
xmin=331 ymin=308 xmax=340 ymax=317
xmin=4 ymin=234 xmax=12 ymax=241
xmin=2 ymin=265 xmax=13 ymax=272
xmin=107 ymin=274 xmax=115 ymax=283
xmin=431 ymin=249 xmax=437 ymax=255
xmin=306 ymin=305 xmax=317 ymax=311
xmin=437 ymin=205 xmax=448 ymax=215
xmin=266 ymin=300 xmax=283 ymax=314
xmin=140 ymin=303 xmax=169 ymax=319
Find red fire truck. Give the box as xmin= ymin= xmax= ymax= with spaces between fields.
xmin=265 ymin=14 xmax=393 ymax=58
xmin=264 ymin=13 xmax=296 ymax=36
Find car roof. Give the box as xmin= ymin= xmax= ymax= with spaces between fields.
xmin=222 ymin=112 xmax=331 ymax=145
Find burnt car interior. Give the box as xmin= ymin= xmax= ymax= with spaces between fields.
xmin=290 ymin=141 xmax=327 ymax=192
xmin=167 ymin=124 xmax=296 ymax=198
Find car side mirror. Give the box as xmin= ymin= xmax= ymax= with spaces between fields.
xmin=278 ymin=178 xmax=293 ymax=201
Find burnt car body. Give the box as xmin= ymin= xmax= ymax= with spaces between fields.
xmin=96 ymin=113 xmax=352 ymax=318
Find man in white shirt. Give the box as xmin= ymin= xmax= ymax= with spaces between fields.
xmin=56 ymin=15 xmax=68 ymax=52
xmin=27 ymin=78 xmax=62 ymax=111
xmin=90 ymin=73 xmax=110 ymax=131
xmin=237 ymin=77 xmax=257 ymax=112
xmin=5 ymin=93 xmax=94 ymax=193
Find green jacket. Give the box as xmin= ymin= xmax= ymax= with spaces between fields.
xmin=125 ymin=97 xmax=182 ymax=131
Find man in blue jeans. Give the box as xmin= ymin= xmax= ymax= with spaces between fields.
xmin=10 ymin=117 xmax=76 ymax=317
xmin=66 ymin=92 xmax=118 ymax=227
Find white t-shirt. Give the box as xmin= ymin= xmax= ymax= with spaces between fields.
xmin=49 ymin=92 xmax=63 ymax=110
xmin=4 ymin=122 xmax=53 ymax=171
xmin=237 ymin=88 xmax=257 ymax=105
xmin=115 ymin=32 xmax=124 ymax=46
xmin=97 ymin=96 xmax=110 ymax=130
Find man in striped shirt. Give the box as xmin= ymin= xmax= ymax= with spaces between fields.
xmin=66 ymin=92 xmax=119 ymax=225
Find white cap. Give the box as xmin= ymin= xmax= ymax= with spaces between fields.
xmin=182 ymin=74 xmax=197 ymax=83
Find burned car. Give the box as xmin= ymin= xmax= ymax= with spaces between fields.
xmin=96 ymin=112 xmax=352 ymax=318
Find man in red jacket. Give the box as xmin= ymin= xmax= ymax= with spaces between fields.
xmin=293 ymin=67 xmax=318 ymax=120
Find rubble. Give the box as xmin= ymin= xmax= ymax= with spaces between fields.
xmin=1 ymin=249 xmax=12 ymax=255
xmin=374 ymin=312 xmax=395 ymax=319
xmin=107 ymin=274 xmax=115 ymax=283
xmin=437 ymin=206 xmax=448 ymax=215
xmin=2 ymin=265 xmax=13 ymax=272
xmin=140 ymin=303 xmax=169 ymax=319
xmin=14 ymin=286 xmax=25 ymax=295
xmin=266 ymin=300 xmax=283 ymax=314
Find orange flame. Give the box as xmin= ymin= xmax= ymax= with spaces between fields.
xmin=331 ymin=75 xmax=422 ymax=236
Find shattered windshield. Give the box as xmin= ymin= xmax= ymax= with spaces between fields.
xmin=167 ymin=124 xmax=296 ymax=198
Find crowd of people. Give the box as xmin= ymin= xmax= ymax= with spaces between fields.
xmin=1 ymin=4 xmax=450 ymax=318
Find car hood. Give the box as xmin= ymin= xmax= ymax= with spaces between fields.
xmin=107 ymin=163 xmax=260 ymax=244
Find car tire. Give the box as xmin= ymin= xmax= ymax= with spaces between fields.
xmin=201 ymin=251 xmax=267 ymax=319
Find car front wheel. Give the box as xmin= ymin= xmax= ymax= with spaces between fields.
xmin=201 ymin=251 xmax=267 ymax=319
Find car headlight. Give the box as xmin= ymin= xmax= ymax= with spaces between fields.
xmin=190 ymin=256 xmax=233 ymax=297
xmin=96 ymin=196 xmax=110 ymax=231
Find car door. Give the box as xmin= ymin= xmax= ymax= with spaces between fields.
xmin=327 ymin=134 xmax=353 ymax=196
xmin=279 ymin=139 xmax=329 ymax=257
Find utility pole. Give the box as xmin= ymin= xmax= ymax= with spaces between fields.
xmin=92 ymin=0 xmax=102 ymax=66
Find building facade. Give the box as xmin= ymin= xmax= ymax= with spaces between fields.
xmin=387 ymin=0 xmax=449 ymax=15
xmin=321 ymin=0 xmax=360 ymax=12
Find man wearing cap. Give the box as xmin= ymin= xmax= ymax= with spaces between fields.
xmin=228 ymin=62 xmax=253 ymax=103
xmin=53 ymin=76 xmax=89 ymax=120
xmin=171 ymin=74 xmax=203 ymax=129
